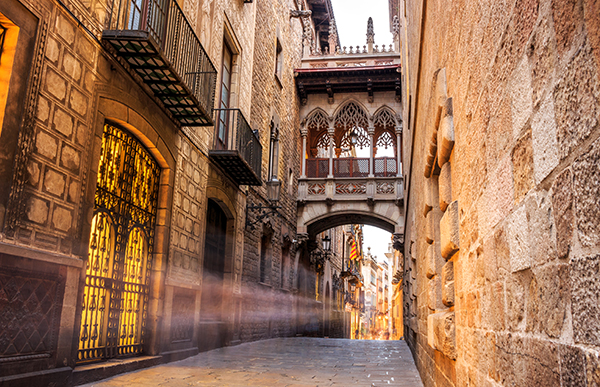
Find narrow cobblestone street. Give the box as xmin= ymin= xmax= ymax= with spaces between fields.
xmin=80 ymin=338 xmax=422 ymax=387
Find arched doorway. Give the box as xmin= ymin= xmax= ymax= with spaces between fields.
xmin=79 ymin=123 xmax=161 ymax=363
xmin=201 ymin=199 xmax=228 ymax=321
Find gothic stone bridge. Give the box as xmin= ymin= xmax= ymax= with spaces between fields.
xmin=295 ymin=42 xmax=404 ymax=240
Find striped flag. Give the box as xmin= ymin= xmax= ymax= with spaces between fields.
xmin=350 ymin=239 xmax=359 ymax=261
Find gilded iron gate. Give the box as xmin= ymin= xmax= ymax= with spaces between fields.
xmin=78 ymin=123 xmax=160 ymax=363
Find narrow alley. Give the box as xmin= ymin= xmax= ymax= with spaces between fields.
xmin=78 ymin=338 xmax=422 ymax=387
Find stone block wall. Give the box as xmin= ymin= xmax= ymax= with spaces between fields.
xmin=401 ymin=0 xmax=600 ymax=385
xmin=239 ymin=0 xmax=304 ymax=341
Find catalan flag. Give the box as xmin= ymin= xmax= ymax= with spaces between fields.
xmin=350 ymin=239 xmax=359 ymax=261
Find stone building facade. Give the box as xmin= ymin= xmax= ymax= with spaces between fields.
xmin=398 ymin=0 xmax=600 ymax=385
xmin=0 ymin=0 xmax=332 ymax=385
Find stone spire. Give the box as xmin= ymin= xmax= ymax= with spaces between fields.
xmin=366 ymin=17 xmax=375 ymax=44
xmin=392 ymin=15 xmax=400 ymax=38
xmin=392 ymin=15 xmax=400 ymax=52
xmin=367 ymin=17 xmax=375 ymax=53
xmin=328 ymin=19 xmax=339 ymax=54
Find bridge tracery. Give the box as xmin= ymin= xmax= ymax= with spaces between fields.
xmin=302 ymin=101 xmax=402 ymax=179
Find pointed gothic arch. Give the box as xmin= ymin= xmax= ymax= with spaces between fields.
xmin=306 ymin=108 xmax=331 ymax=151
xmin=372 ymin=106 xmax=400 ymax=157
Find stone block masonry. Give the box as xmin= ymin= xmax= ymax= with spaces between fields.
xmin=400 ymin=0 xmax=600 ymax=385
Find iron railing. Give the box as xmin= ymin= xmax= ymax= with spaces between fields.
xmin=106 ymin=0 xmax=216 ymax=118
xmin=374 ymin=157 xmax=397 ymax=177
xmin=212 ymin=108 xmax=262 ymax=180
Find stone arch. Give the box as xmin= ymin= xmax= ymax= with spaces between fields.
xmin=205 ymin=185 xmax=238 ymax=286
xmin=86 ymin=95 xmax=178 ymax=356
xmin=372 ymin=106 xmax=398 ymax=153
xmin=306 ymin=211 xmax=396 ymax=236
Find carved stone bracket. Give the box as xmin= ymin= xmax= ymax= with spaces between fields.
xmin=326 ymin=80 xmax=334 ymax=104
xmin=297 ymin=232 xmax=310 ymax=247
xmin=393 ymin=233 xmax=404 ymax=251
xmin=290 ymin=9 xmax=312 ymax=17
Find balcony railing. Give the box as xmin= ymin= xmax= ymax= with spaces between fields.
xmin=334 ymin=158 xmax=369 ymax=177
xmin=305 ymin=157 xmax=397 ymax=178
xmin=306 ymin=158 xmax=329 ymax=178
xmin=209 ymin=109 xmax=262 ymax=186
xmin=103 ymin=0 xmax=216 ymax=126
xmin=374 ymin=157 xmax=397 ymax=177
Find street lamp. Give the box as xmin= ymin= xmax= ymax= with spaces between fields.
xmin=266 ymin=178 xmax=281 ymax=203
xmin=245 ymin=178 xmax=282 ymax=229
xmin=322 ymin=235 xmax=331 ymax=252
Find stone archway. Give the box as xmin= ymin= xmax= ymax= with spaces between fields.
xmin=298 ymin=200 xmax=403 ymax=239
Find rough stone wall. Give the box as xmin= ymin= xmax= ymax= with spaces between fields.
xmin=0 ymin=0 xmax=184 ymax=380
xmin=239 ymin=0 xmax=304 ymax=342
xmin=5 ymin=1 xmax=101 ymax=255
xmin=401 ymin=0 xmax=600 ymax=385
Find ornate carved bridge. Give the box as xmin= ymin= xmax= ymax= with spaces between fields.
xmin=294 ymin=23 xmax=404 ymax=240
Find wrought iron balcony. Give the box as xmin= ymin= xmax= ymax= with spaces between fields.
xmin=103 ymin=0 xmax=216 ymax=126
xmin=210 ymin=109 xmax=262 ymax=186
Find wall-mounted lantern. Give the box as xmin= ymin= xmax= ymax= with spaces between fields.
xmin=245 ymin=178 xmax=281 ymax=229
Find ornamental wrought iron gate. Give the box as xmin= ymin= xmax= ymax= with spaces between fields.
xmin=78 ymin=123 xmax=160 ymax=363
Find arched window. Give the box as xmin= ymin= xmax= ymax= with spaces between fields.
xmin=373 ymin=107 xmax=398 ymax=157
xmin=334 ymin=102 xmax=370 ymax=150
xmin=315 ymin=132 xmax=331 ymax=157
xmin=79 ymin=123 xmax=160 ymax=363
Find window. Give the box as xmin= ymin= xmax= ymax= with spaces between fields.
xmin=216 ymin=43 xmax=233 ymax=149
xmin=0 ymin=10 xmax=20 ymax=137
xmin=268 ymin=118 xmax=280 ymax=181
xmin=281 ymin=245 xmax=290 ymax=288
xmin=127 ymin=0 xmax=144 ymax=29
xmin=0 ymin=24 xmax=6 ymax=61
xmin=0 ymin=1 xmax=37 ymax=232
xmin=274 ymin=39 xmax=283 ymax=82
xmin=287 ymin=168 xmax=293 ymax=195
xmin=260 ymin=235 xmax=271 ymax=283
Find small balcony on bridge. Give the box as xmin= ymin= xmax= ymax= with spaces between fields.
xmin=298 ymin=101 xmax=403 ymax=204
xmin=103 ymin=0 xmax=217 ymax=126
xmin=209 ymin=108 xmax=262 ymax=186
xmin=306 ymin=157 xmax=397 ymax=178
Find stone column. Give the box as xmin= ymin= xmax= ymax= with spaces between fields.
xmin=368 ymin=126 xmax=375 ymax=177
xmin=301 ymin=126 xmax=308 ymax=178
xmin=328 ymin=125 xmax=335 ymax=178
xmin=395 ymin=124 xmax=403 ymax=176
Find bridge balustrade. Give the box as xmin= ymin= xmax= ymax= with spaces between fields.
xmin=305 ymin=157 xmax=398 ymax=178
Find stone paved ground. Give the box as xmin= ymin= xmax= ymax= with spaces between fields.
xmin=80 ymin=338 xmax=423 ymax=387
